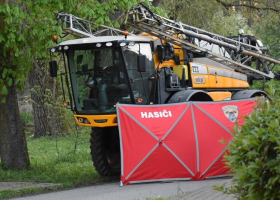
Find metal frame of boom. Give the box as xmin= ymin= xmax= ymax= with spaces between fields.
xmin=56 ymin=12 xmax=132 ymax=38
xmin=124 ymin=3 xmax=280 ymax=80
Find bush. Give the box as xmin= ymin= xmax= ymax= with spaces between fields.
xmin=226 ymin=88 xmax=280 ymax=199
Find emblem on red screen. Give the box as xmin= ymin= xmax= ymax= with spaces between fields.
xmin=222 ymin=105 xmax=238 ymax=122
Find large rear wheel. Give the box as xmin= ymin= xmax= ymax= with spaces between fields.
xmin=168 ymin=90 xmax=213 ymax=103
xmin=231 ymin=89 xmax=267 ymax=100
xmin=90 ymin=127 xmax=121 ymax=176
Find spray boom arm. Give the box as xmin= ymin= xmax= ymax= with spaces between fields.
xmin=124 ymin=3 xmax=280 ymax=80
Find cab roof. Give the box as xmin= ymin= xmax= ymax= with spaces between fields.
xmin=59 ymin=35 xmax=153 ymax=46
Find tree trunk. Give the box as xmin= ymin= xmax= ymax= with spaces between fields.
xmin=0 ymin=78 xmax=30 ymax=169
xmin=0 ymin=0 xmax=29 ymax=169
xmin=29 ymin=60 xmax=69 ymax=138
xmin=29 ymin=62 xmax=49 ymax=138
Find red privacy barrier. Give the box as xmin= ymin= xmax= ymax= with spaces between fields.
xmin=116 ymin=98 xmax=258 ymax=186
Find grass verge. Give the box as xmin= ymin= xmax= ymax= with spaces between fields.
xmin=0 ymin=186 xmax=63 ymax=199
xmin=0 ymin=131 xmax=101 ymax=199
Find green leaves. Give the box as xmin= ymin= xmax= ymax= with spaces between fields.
xmin=98 ymin=8 xmax=106 ymax=16
xmin=7 ymin=78 xmax=12 ymax=87
xmin=226 ymin=95 xmax=280 ymax=199
xmin=113 ymin=21 xmax=120 ymax=28
xmin=1 ymin=85 xmax=8 ymax=95
xmin=2 ymin=69 xmax=7 ymax=79
xmin=0 ymin=1 xmax=106 ymax=93
xmin=0 ymin=0 xmax=144 ymax=97
xmin=2 ymin=3 xmax=10 ymax=15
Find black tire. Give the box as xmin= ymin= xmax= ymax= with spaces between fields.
xmin=168 ymin=90 xmax=213 ymax=103
xmin=90 ymin=127 xmax=121 ymax=176
xmin=231 ymin=89 xmax=267 ymax=100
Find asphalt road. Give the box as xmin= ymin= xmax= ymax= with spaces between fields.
xmin=11 ymin=177 xmax=235 ymax=200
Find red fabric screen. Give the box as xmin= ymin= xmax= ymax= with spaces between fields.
xmin=117 ymin=98 xmax=257 ymax=185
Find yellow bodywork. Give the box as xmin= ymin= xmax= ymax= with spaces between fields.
xmin=189 ymin=62 xmax=248 ymax=89
xmin=74 ymin=114 xmax=118 ymax=127
xmin=207 ymin=92 xmax=232 ymax=101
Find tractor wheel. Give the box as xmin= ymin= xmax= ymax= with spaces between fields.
xmin=168 ymin=90 xmax=213 ymax=103
xmin=231 ymin=89 xmax=268 ymax=100
xmin=90 ymin=127 xmax=121 ymax=176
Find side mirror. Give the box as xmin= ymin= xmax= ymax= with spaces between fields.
xmin=77 ymin=55 xmax=83 ymax=65
xmin=137 ymin=55 xmax=146 ymax=72
xmin=49 ymin=61 xmax=58 ymax=77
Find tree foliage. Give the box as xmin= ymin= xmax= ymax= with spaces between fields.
xmin=215 ymin=0 xmax=280 ymax=13
xmin=0 ymin=0 xmax=148 ymax=95
xmin=208 ymin=10 xmax=251 ymax=36
xmin=161 ymin=0 xmax=223 ymax=29
xmin=253 ymin=14 xmax=280 ymax=58
xmin=160 ymin=0 xmax=251 ymax=37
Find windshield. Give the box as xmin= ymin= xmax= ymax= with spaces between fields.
xmin=69 ymin=42 xmax=155 ymax=114
xmin=122 ymin=43 xmax=155 ymax=105
xmin=71 ymin=47 xmax=130 ymax=114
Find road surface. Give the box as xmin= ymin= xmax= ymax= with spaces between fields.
xmin=12 ymin=177 xmax=236 ymax=200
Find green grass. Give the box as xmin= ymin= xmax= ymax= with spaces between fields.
xmin=0 ymin=186 xmax=61 ymax=199
xmin=20 ymin=111 xmax=34 ymax=126
xmin=0 ymin=132 xmax=101 ymax=198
